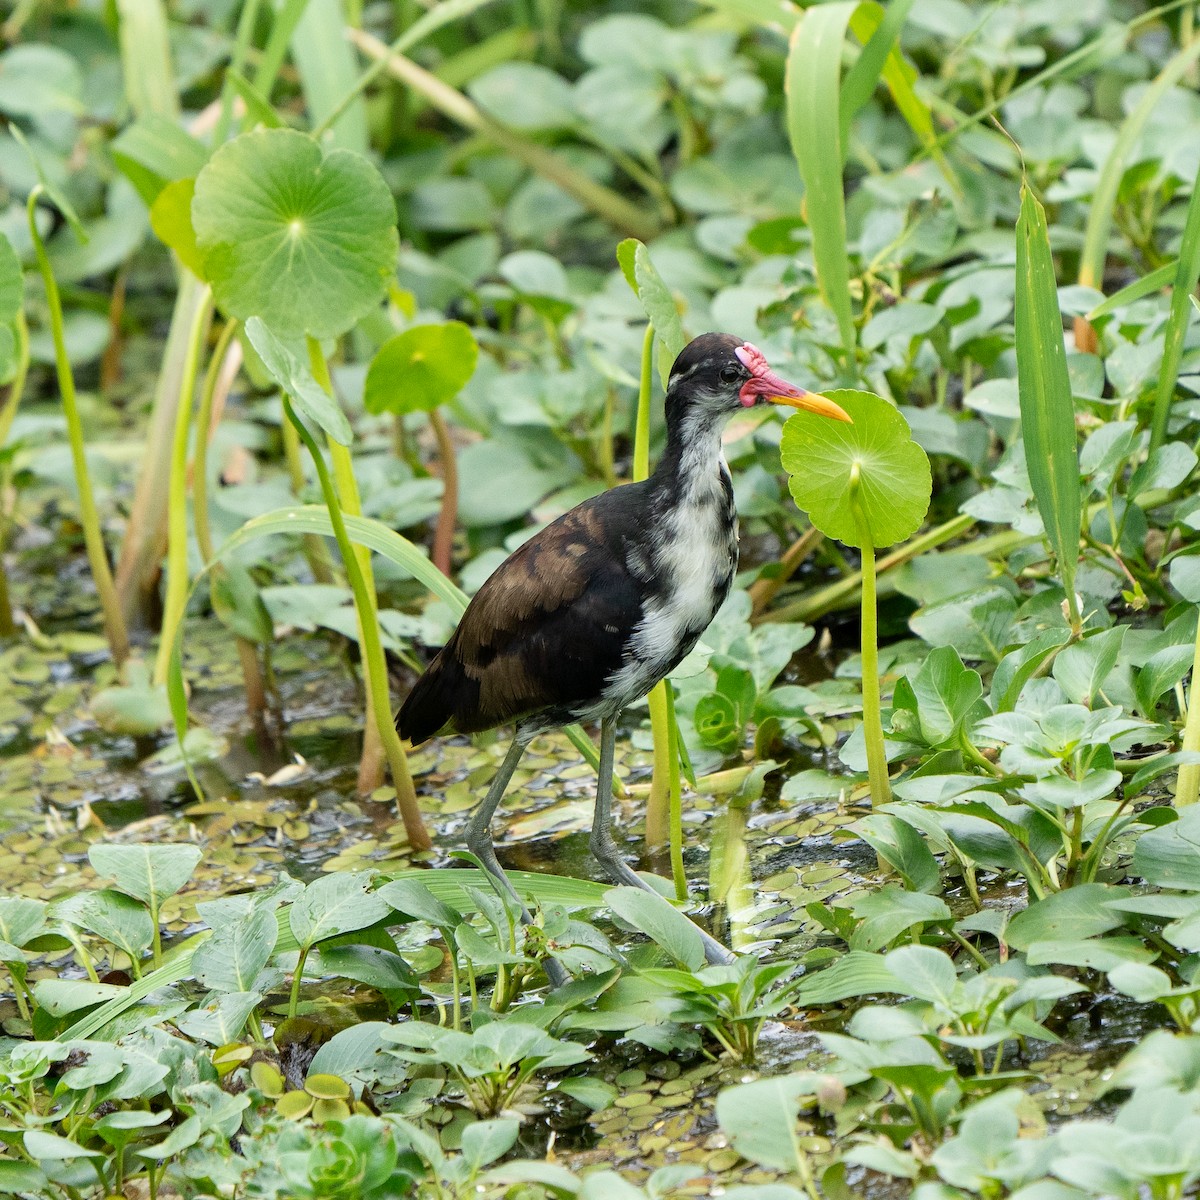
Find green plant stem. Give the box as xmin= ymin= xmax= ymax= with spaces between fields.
xmin=429 ymin=407 xmax=458 ymax=576
xmin=665 ymin=684 xmax=686 ymax=901
xmin=1177 ymin=610 xmax=1200 ymax=806
xmin=286 ymin=360 xmax=429 ymax=850
xmin=346 ymin=27 xmax=659 ymax=241
xmin=852 ymin=482 xmax=890 ymax=807
xmin=213 ymin=0 xmax=262 ymax=144
xmin=632 ymin=324 xmax=673 ymax=848
xmin=191 ymin=319 xmax=237 ymax=564
xmin=0 ymin=310 xmax=29 ymax=451
xmin=147 ymin=895 xmax=163 ymax=969
xmin=329 ymin=432 xmax=387 ymax=793
xmin=633 ymin=325 xmax=654 ymax=482
xmin=287 ymin=945 xmax=310 ymax=1020
xmin=310 ymin=341 xmax=386 ymax=794
xmin=0 ymin=312 xmax=29 ymax=638
xmin=280 ymin=396 xmax=335 ymax=585
xmin=27 ymin=189 xmax=130 ymax=669
xmin=115 ymin=274 xmax=210 ymax=627
xmin=153 ymin=287 xmax=213 ymax=688
xmin=192 ymin=319 xmax=267 ymax=718
xmin=763 ymin=512 xmax=981 ymax=624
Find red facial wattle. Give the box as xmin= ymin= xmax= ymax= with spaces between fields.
xmin=734 ymin=342 xmax=852 ymax=423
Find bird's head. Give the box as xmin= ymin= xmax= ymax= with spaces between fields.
xmin=666 ymin=332 xmax=852 ymax=425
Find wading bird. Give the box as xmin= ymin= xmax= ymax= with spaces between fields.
xmin=399 ymin=333 xmax=851 ymax=978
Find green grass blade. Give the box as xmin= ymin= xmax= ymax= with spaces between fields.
xmin=291 ymin=0 xmax=369 ymax=151
xmin=841 ymin=0 xmax=916 ymax=134
xmin=313 ymin=0 xmax=505 ymax=140
xmin=846 ymin=1 xmax=959 ymax=197
xmin=1087 ymin=261 xmax=1177 ymax=319
xmin=1015 ymin=184 xmax=1082 ymax=628
xmin=114 ymin=0 xmax=178 ymax=120
xmin=1076 ymin=35 xmax=1200 ymax=313
xmin=255 ymin=0 xmax=310 ymax=101
xmin=1151 ymin=164 xmax=1200 ymax=453
xmin=786 ymin=2 xmax=858 ymax=371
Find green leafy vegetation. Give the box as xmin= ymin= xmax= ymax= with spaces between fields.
xmin=9 ymin=1 xmax=1200 ymax=1196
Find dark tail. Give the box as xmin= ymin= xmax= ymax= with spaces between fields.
xmin=396 ymin=651 xmax=459 ymax=745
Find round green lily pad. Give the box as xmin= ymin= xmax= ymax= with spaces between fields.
xmin=305 ymin=1072 xmax=350 ymax=1100
xmin=363 ymin=321 xmax=478 ymax=415
xmin=780 ymin=389 xmax=931 ymax=549
xmin=192 ymin=128 xmax=398 ymax=340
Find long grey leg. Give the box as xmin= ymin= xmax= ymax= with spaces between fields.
xmin=589 ymin=716 xmax=734 ymax=966
xmin=464 ymin=733 xmax=568 ymax=988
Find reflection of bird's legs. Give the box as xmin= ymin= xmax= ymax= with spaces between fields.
xmin=588 ymin=715 xmax=734 ymax=966
xmin=463 ymin=732 xmax=568 ymax=988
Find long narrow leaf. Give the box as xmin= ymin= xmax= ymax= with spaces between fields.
xmin=786 ymin=2 xmax=858 ymax=370
xmin=841 ymin=0 xmax=916 ymax=135
xmin=1075 ymin=34 xmax=1200 ymax=349
xmin=845 ymin=1 xmax=960 ymax=196
xmin=1015 ymin=184 xmax=1082 ymax=627
xmin=1151 ymin=164 xmax=1200 ymax=452
xmin=291 ymin=0 xmax=370 ymax=151
xmin=1087 ymin=260 xmax=1177 ymax=319
xmin=114 ymin=0 xmax=178 ymax=120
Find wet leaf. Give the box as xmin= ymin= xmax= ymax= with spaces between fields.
xmin=76 ymin=889 xmax=154 ymax=959
xmin=605 ymin=887 xmax=705 ymax=972
xmin=89 ymin=844 xmax=202 ymax=908
xmin=1006 ymin=885 xmax=1127 ymax=950
xmin=289 ymin=872 xmax=392 ymax=951
xmin=716 ymin=1073 xmax=817 ymax=1173
xmin=24 ymin=1131 xmax=102 ymax=1160
xmin=192 ymin=903 xmax=277 ymax=992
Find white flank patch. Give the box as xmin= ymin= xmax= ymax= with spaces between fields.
xmin=593 ymin=418 xmax=737 ymax=715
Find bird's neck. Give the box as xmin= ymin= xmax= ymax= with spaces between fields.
xmin=651 ymin=408 xmax=729 ymax=500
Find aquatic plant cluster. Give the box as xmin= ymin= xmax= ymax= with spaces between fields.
xmin=6 ymin=0 xmax=1200 ymax=1197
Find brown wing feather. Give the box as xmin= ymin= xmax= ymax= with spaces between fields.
xmin=398 ymin=490 xmax=646 ymax=743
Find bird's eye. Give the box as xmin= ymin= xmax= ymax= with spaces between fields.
xmin=719 ymin=364 xmax=741 ymax=384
